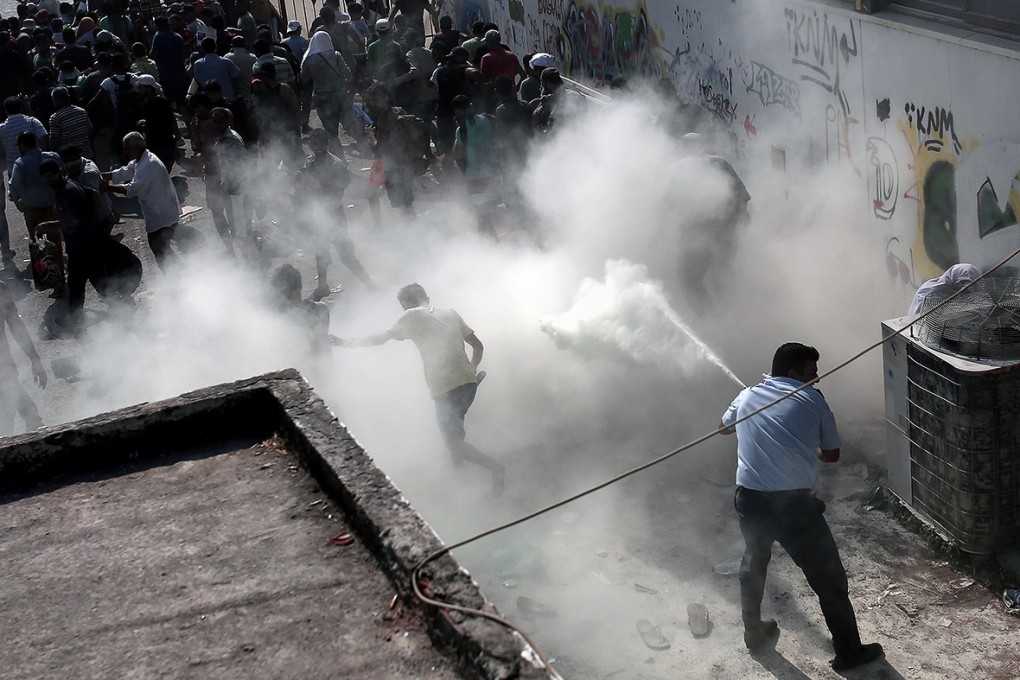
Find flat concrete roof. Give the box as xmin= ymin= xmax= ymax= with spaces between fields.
xmin=0 ymin=370 xmax=552 ymax=680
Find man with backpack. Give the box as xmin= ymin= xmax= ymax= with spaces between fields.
xmin=93 ymin=52 xmax=142 ymax=164
xmin=365 ymin=82 xmax=431 ymax=218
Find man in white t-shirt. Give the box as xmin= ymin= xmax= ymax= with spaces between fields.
xmin=331 ymin=283 xmax=505 ymax=495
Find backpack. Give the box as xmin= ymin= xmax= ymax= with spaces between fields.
xmin=112 ymin=74 xmax=141 ymax=135
xmin=392 ymin=108 xmax=432 ymax=175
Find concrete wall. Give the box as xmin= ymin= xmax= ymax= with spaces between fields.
xmin=454 ymin=0 xmax=1020 ymax=317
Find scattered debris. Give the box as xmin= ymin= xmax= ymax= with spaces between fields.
xmin=949 ymin=578 xmax=975 ymax=590
xmin=309 ymin=499 xmax=324 ymax=507
xmin=687 ymin=603 xmax=710 ymax=637
xmin=895 ymin=603 xmax=919 ymax=619
xmin=634 ymin=583 xmax=658 ymax=595
xmin=938 ymin=617 xmax=953 ymax=628
xmin=502 ymin=580 xmax=517 ymax=589
xmin=596 ymin=549 xmax=609 ymax=558
xmin=864 ymin=486 xmax=889 ymax=511
xmin=517 ymin=596 xmax=558 ymax=619
xmin=328 ymin=532 xmax=355 ymax=546
xmin=1004 ymin=589 xmax=1020 ymax=615
xmin=636 ymin=620 xmax=670 ymax=650
xmin=713 ymin=560 xmax=741 ymax=576
xmin=877 ymin=584 xmax=901 ymax=604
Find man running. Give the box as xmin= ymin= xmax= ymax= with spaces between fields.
xmin=331 ymin=283 xmax=505 ymax=495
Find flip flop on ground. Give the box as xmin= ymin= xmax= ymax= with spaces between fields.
xmin=687 ymin=603 xmax=711 ymax=637
xmin=636 ymin=619 xmax=670 ymax=650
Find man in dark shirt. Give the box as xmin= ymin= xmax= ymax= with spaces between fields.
xmin=389 ymin=0 xmax=434 ymax=47
xmin=38 ymin=158 xmax=104 ymax=323
xmin=55 ymin=27 xmax=93 ymax=71
xmin=136 ymin=74 xmax=179 ymax=172
xmin=149 ymin=16 xmax=188 ymax=109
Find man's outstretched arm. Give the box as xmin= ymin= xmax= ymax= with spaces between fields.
xmin=330 ymin=329 xmax=398 ymax=347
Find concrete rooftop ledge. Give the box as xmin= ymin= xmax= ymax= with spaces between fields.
xmin=0 ymin=369 xmax=552 ymax=680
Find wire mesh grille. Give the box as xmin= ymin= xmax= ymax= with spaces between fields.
xmin=916 ymin=277 xmax=1020 ymax=360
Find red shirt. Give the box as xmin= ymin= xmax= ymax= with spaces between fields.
xmin=480 ymin=47 xmax=520 ymax=91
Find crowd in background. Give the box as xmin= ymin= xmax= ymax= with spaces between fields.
xmin=0 ymin=0 xmax=741 ymax=435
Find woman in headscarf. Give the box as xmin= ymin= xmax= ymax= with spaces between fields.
xmin=75 ymin=16 xmax=96 ymax=47
xmin=300 ymin=30 xmax=358 ymax=151
xmin=908 ymin=263 xmax=980 ymax=314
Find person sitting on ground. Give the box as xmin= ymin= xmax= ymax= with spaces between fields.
xmin=331 ymin=283 xmax=505 ymax=496
xmin=908 ymin=263 xmax=980 ymax=315
xmin=296 ymin=127 xmax=375 ymax=298
xmin=101 ymin=131 xmax=181 ymax=271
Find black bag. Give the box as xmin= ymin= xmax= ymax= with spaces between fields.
xmin=90 ymin=236 xmax=143 ymax=299
xmin=30 ymin=238 xmax=63 ymax=291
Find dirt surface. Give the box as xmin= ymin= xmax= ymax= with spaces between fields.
xmin=0 ymin=437 xmax=458 ymax=680
xmin=455 ymin=450 xmax=1020 ymax=680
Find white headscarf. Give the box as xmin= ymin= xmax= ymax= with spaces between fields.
xmin=302 ymin=30 xmax=335 ymax=67
xmin=908 ymin=263 xmax=980 ymax=314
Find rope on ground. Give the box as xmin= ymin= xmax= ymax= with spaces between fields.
xmin=412 ymin=243 xmax=1020 ymax=678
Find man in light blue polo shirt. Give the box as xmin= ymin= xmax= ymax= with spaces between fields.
xmin=720 ymin=342 xmax=884 ymax=672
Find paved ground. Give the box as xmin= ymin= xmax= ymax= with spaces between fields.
xmin=0 ymin=435 xmax=459 ymax=680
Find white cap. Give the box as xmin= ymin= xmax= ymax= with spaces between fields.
xmin=529 ymin=53 xmax=555 ymax=69
xmin=286 ymin=20 xmax=301 ymax=33
xmin=375 ymin=18 xmax=390 ymax=32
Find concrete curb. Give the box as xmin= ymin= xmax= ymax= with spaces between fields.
xmin=0 ymin=369 xmax=554 ymax=680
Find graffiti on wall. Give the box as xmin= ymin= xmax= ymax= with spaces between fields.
xmin=558 ymin=1 xmax=666 ymax=82
xmin=784 ymin=7 xmax=861 ymax=171
xmin=745 ymin=61 xmax=801 ymax=116
xmin=867 ymin=137 xmax=899 ymax=221
xmin=879 ymin=101 xmax=1020 ymax=279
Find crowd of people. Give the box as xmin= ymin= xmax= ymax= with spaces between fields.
xmin=2 ymin=0 xmax=603 ymax=287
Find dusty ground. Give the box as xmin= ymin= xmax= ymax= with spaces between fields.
xmin=455 ymin=445 xmax=1020 ymax=680
xmin=0 ymin=437 xmax=458 ymax=680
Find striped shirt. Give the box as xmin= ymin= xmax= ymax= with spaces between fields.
xmin=0 ymin=114 xmax=48 ymax=175
xmin=48 ymin=105 xmax=94 ymax=160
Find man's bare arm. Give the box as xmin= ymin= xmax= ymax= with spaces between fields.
xmin=464 ymin=332 xmax=482 ymax=368
xmin=330 ymin=329 xmax=397 ymax=347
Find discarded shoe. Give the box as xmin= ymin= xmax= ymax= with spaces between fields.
xmin=831 ymin=642 xmax=884 ymax=671
xmin=687 ymin=603 xmax=710 ymax=637
xmin=636 ymin=619 xmax=670 ymax=650
xmin=743 ymin=619 xmax=779 ymax=653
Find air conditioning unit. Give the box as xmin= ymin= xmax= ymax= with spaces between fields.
xmin=883 ymin=276 xmax=1020 ymax=553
